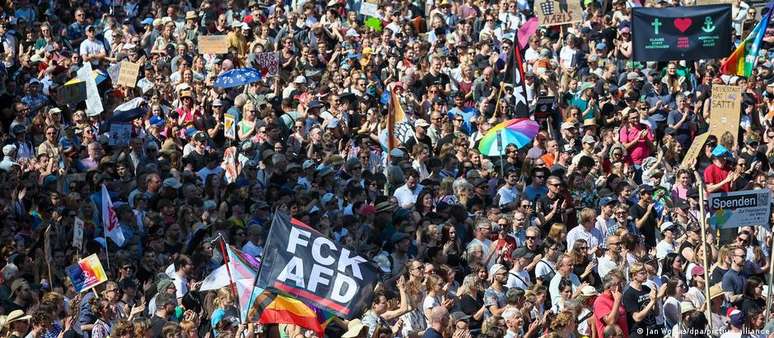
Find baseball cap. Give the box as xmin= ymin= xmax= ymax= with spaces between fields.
xmin=582 ymin=135 xmax=596 ymax=144
xmin=598 ymin=196 xmax=617 ymax=207
xmin=561 ymin=121 xmax=577 ymax=130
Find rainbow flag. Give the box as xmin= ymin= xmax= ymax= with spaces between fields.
xmin=66 ymin=254 xmax=108 ymax=292
xmin=720 ymin=3 xmax=773 ymax=77
xmin=250 ymin=290 xmax=324 ymax=336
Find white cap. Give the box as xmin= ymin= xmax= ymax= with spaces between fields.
xmin=294 ymin=75 xmax=307 ymax=84
xmin=302 ymin=160 xmax=315 ymax=170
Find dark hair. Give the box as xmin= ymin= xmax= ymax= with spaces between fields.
xmin=743 ymin=277 xmax=763 ymax=298
xmin=661 ymin=253 xmax=682 ymax=279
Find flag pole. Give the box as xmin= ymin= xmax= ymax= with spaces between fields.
xmin=693 ymin=171 xmax=713 ymax=332
xmin=217 ymin=234 xmax=243 ymax=324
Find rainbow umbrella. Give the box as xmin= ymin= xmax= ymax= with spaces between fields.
xmin=477 ymin=118 xmax=539 ymax=157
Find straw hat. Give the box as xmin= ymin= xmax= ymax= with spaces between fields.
xmin=342 ymin=319 xmax=367 ymax=338
xmin=5 ymin=310 xmax=30 ymax=325
xmin=709 ymin=283 xmax=725 ymax=301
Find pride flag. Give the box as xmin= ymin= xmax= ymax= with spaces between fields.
xmin=66 ymin=254 xmax=108 ymax=292
xmin=720 ymin=3 xmax=773 ymax=77
xmin=250 ymin=290 xmax=324 ymax=336
xmin=224 ymin=245 xmax=261 ymax=322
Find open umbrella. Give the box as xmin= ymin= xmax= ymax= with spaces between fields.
xmin=477 ymin=118 xmax=539 ymax=157
xmin=214 ymin=67 xmax=262 ymax=88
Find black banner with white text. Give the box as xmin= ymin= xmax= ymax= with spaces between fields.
xmin=632 ymin=4 xmax=732 ymax=61
xmin=256 ymin=213 xmax=380 ymax=319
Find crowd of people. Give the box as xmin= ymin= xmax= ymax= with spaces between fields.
xmin=0 ymin=0 xmax=774 ymax=337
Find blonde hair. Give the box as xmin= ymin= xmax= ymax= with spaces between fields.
xmin=214 ymin=287 xmax=234 ymax=308
xmin=548 ymin=223 xmax=567 ymax=242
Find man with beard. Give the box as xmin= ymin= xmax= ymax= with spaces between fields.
xmin=172 ymin=255 xmax=194 ymax=302
xmin=4 ymin=278 xmax=33 ymax=314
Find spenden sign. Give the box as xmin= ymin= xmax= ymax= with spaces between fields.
xmin=708 ymin=189 xmax=771 ymax=229
xmin=257 ymin=213 xmax=380 ymax=319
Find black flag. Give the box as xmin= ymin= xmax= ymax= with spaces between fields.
xmin=506 ymin=40 xmax=530 ymax=118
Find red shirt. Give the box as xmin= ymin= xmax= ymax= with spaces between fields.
xmin=593 ymin=292 xmax=629 ymax=338
xmin=618 ymin=124 xmax=654 ymax=165
xmin=703 ymin=162 xmax=731 ymax=192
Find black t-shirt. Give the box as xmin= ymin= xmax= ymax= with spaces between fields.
xmin=622 ymin=284 xmax=660 ymax=338
xmin=422 ymin=72 xmax=450 ymax=92
xmin=459 ymin=293 xmax=483 ymax=332
xmin=629 ymin=203 xmax=657 ymax=247
xmin=710 ymin=266 xmax=728 ymax=286
xmin=150 ymin=314 xmax=168 ymax=338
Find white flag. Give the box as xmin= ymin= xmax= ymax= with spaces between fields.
xmin=101 ymin=184 xmax=125 ymax=246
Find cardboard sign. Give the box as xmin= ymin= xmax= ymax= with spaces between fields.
xmin=360 ymin=0 xmax=381 ymax=18
xmin=73 ymin=217 xmax=84 ymax=250
xmin=224 ymin=114 xmax=236 ymax=139
xmin=709 ymin=189 xmax=771 ymax=229
xmin=680 ymin=132 xmax=710 ymax=168
xmin=535 ymin=0 xmax=583 ymax=26
xmin=255 ymin=52 xmax=280 ymax=77
xmin=58 ymin=82 xmax=87 ymax=105
xmin=708 ymin=84 xmax=742 ymax=142
xmin=108 ymin=123 xmax=132 ymax=146
xmin=66 ymin=254 xmax=108 ymax=293
xmin=198 ymin=35 xmax=229 ymax=54
xmin=257 ymin=214 xmax=380 ymax=319
xmin=117 ymin=61 xmax=140 ymax=88
xmin=631 ymin=5 xmax=732 ymax=61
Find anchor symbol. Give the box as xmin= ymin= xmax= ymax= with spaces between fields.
xmin=702 ymin=17 xmax=715 ymax=33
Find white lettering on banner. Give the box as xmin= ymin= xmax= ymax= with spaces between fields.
xmin=287 ymin=227 xmax=311 ymax=254
xmin=331 ymin=274 xmax=358 ymax=303
xmin=308 ymin=264 xmax=334 ymax=293
xmin=278 ymin=256 xmax=306 ymax=287
xmin=338 ymin=248 xmax=367 ymax=279
xmin=312 ymin=237 xmax=336 ymax=266
xmin=277 ymin=222 xmax=375 ymax=304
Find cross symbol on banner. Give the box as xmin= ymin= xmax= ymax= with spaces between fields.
xmin=652 ymin=18 xmax=662 ymax=35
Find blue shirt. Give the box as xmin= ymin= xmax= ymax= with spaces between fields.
xmin=422 ymin=328 xmax=444 ymax=338
xmin=721 ymin=268 xmax=745 ymax=295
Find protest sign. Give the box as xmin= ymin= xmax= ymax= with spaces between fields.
xmin=108 ymin=123 xmax=132 ymax=146
xmin=709 ymin=189 xmax=771 ymax=229
xmin=107 ymin=63 xmax=121 ymax=84
xmin=73 ymin=217 xmax=84 ymax=250
xmin=533 ymin=96 xmax=556 ymax=119
xmin=222 ymin=146 xmax=241 ymax=183
xmin=58 ymin=82 xmax=87 ymax=105
xmin=117 ymin=61 xmax=140 ymax=88
xmin=535 ymin=0 xmax=583 ymax=26
xmin=198 ymin=36 xmax=229 ymax=54
xmin=680 ymin=132 xmax=709 ymax=168
xmin=224 ymin=114 xmax=236 ymax=139
xmin=66 ymin=254 xmax=108 ymax=293
xmin=360 ymin=0 xmax=381 ymax=18
xmin=77 ymin=63 xmax=104 ymax=116
xmin=631 ymin=5 xmax=731 ymax=61
xmin=255 ymin=52 xmax=280 ymax=77
xmin=708 ymin=84 xmax=742 ymax=141
xmin=257 ymin=213 xmax=380 ymax=319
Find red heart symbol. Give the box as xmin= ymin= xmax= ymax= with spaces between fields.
xmin=673 ymin=18 xmax=692 ymax=33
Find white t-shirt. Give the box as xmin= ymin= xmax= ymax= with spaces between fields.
xmin=496 ymin=185 xmax=520 ymax=207
xmin=656 ymin=240 xmax=675 ymax=260
xmin=79 ymin=39 xmax=106 ymax=65
xmin=506 ymin=269 xmax=531 ymax=290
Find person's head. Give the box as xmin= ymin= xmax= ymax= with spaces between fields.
xmin=370 ymin=290 xmax=389 ymax=315
xmin=732 ymin=247 xmax=746 ymax=268
xmin=175 ymin=254 xmax=193 ymax=276
xmin=429 ymin=306 xmax=449 ymax=328
xmin=525 ymin=226 xmax=541 ymax=249
xmin=557 ymin=254 xmax=573 ymax=276
xmin=629 ymin=262 xmax=647 ymax=283
xmin=743 ymin=277 xmax=764 ymax=298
